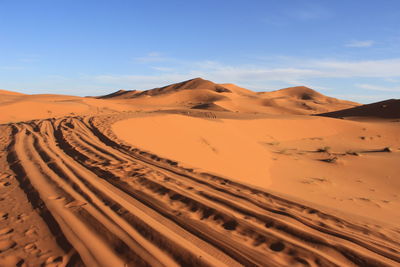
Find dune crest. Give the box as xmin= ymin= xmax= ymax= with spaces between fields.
xmin=0 ymin=89 xmax=25 ymax=95
xmin=99 ymin=78 xmax=360 ymax=115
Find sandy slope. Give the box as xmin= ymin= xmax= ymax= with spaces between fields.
xmin=0 ymin=89 xmax=25 ymax=95
xmin=99 ymin=78 xmax=359 ymax=115
xmin=113 ymin=114 xmax=273 ymax=188
xmin=0 ymin=93 xmax=136 ymax=124
xmin=1 ymin=114 xmax=399 ymax=266
xmin=318 ymin=99 xmax=400 ymax=119
xmin=113 ymin=112 xmax=400 ymax=226
xmin=0 ymin=81 xmax=399 ymax=266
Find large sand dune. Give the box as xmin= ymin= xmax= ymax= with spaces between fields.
xmin=0 ymin=79 xmax=399 ymax=266
xmin=99 ymin=78 xmax=359 ymax=115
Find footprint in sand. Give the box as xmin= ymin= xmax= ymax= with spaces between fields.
xmin=44 ymin=255 xmax=63 ymax=266
xmin=0 ymin=182 xmax=11 ymax=188
xmin=0 ymin=174 xmax=11 ymax=180
xmin=16 ymin=213 xmax=28 ymax=223
xmin=0 ymin=213 xmax=8 ymax=221
xmin=0 ymin=255 xmax=23 ymax=267
xmin=0 ymin=239 xmax=16 ymax=252
xmin=24 ymin=228 xmax=37 ymax=236
xmin=24 ymin=242 xmax=40 ymax=255
xmin=0 ymin=228 xmax=13 ymax=236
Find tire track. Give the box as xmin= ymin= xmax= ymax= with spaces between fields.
xmin=3 ymin=115 xmax=400 ymax=267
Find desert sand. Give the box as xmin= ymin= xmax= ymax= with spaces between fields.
xmin=0 ymin=78 xmax=399 ymax=266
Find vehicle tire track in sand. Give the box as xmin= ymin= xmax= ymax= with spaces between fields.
xmin=3 ymin=114 xmax=400 ymax=267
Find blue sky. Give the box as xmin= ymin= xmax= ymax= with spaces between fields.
xmin=1 ymin=0 xmax=400 ymax=103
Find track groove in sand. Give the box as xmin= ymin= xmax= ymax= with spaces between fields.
xmin=2 ymin=114 xmax=399 ymax=266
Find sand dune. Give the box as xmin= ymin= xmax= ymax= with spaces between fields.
xmin=97 ymin=89 xmax=140 ymax=99
xmin=1 ymin=114 xmax=399 ymax=266
xmin=0 ymin=89 xmax=25 ymax=95
xmin=101 ymin=78 xmax=359 ymax=115
xmin=0 ymin=80 xmax=399 ymax=266
xmin=318 ymin=99 xmax=400 ymax=119
xmin=0 ymin=93 xmax=137 ymax=124
xmin=113 ymin=112 xmax=400 ymax=226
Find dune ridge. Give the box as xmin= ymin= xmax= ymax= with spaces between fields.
xmin=99 ymin=78 xmax=359 ymax=115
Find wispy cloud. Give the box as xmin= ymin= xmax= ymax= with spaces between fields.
xmin=345 ymin=40 xmax=375 ymax=48
xmin=263 ymin=3 xmax=331 ymax=25
xmin=18 ymin=54 xmax=40 ymax=63
xmin=383 ymin=78 xmax=399 ymax=83
xmin=312 ymin=58 xmax=400 ymax=77
xmin=356 ymin=83 xmax=400 ymax=92
xmin=291 ymin=5 xmax=331 ymax=20
xmin=84 ymin=57 xmax=400 ymax=92
xmin=151 ymin=66 xmax=175 ymax=72
xmin=91 ymin=73 xmax=196 ymax=90
xmin=330 ymin=94 xmax=391 ymax=103
xmin=134 ymin=52 xmax=170 ymax=63
xmin=8 ymin=56 xmax=400 ymax=103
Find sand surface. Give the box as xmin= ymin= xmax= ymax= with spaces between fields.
xmin=113 ymin=113 xmax=400 ymax=226
xmin=0 ymin=79 xmax=399 ymax=266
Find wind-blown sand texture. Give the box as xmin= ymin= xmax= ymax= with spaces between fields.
xmin=0 ymin=78 xmax=399 ymax=266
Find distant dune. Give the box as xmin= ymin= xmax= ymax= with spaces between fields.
xmin=0 ymin=89 xmax=25 ymax=95
xmin=132 ymin=77 xmax=232 ymax=97
xmin=97 ymin=89 xmax=140 ymax=99
xmin=256 ymin=86 xmax=359 ymax=115
xmin=99 ymin=78 xmax=360 ymax=115
xmin=0 ymin=79 xmax=399 ymax=266
xmin=318 ymin=99 xmax=400 ymax=119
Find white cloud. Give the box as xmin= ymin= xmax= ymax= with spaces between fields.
xmin=356 ymin=83 xmax=400 ymax=92
xmin=83 ymin=57 xmax=400 ymax=92
xmin=330 ymin=94 xmax=391 ymax=103
xmin=192 ymin=58 xmax=400 ymax=81
xmin=18 ymin=54 xmax=40 ymax=63
xmin=134 ymin=52 xmax=170 ymax=63
xmin=292 ymin=7 xmax=329 ymax=20
xmin=345 ymin=40 xmax=374 ymax=48
xmin=383 ymin=78 xmax=399 ymax=83
xmin=9 ymin=56 xmax=400 ymax=101
xmin=151 ymin=66 xmax=175 ymax=72
xmin=91 ymin=73 xmax=197 ymax=89
xmin=311 ymin=58 xmax=400 ymax=77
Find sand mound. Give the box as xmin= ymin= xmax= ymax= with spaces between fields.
xmin=0 ymin=89 xmax=25 ymax=95
xmin=107 ymin=78 xmax=232 ymax=99
xmin=318 ymin=99 xmax=400 ymax=119
xmin=95 ymin=78 xmax=359 ymax=115
xmin=219 ymin=83 xmax=256 ymax=96
xmin=97 ymin=89 xmax=140 ymax=99
xmin=265 ymin=86 xmax=323 ymax=100
xmin=255 ymin=86 xmax=359 ymax=114
xmin=0 ymin=92 xmax=137 ymax=124
xmin=191 ymin=102 xmax=230 ymax=111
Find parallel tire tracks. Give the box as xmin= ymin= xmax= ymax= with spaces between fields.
xmin=4 ymin=114 xmax=400 ymax=267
